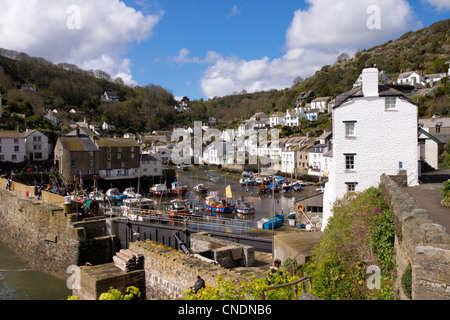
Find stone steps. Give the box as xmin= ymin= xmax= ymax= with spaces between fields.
xmin=113 ymin=249 xmax=144 ymax=272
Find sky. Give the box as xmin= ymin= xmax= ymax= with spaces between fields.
xmin=0 ymin=0 xmax=449 ymax=101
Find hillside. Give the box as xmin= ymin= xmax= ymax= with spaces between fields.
xmin=0 ymin=19 xmax=449 ymax=135
xmin=200 ymin=19 xmax=450 ymax=124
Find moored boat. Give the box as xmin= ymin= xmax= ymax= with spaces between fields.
xmin=150 ymin=184 xmax=170 ymax=196
xmin=167 ymin=199 xmax=190 ymax=217
xmin=193 ymin=183 xmax=208 ymax=194
xmin=235 ymin=198 xmax=255 ymax=215
xmin=170 ymin=181 xmax=189 ymax=195
xmin=204 ymin=195 xmax=235 ymax=213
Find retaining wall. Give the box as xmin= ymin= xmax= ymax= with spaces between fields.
xmin=380 ymin=174 xmax=450 ymax=300
xmin=129 ymin=240 xmax=246 ymax=299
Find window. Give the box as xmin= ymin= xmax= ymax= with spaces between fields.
xmin=71 ymin=152 xmax=76 ymax=158
xmin=107 ymin=154 xmax=111 ymax=161
xmin=0 ymin=155 xmax=4 ymax=161
xmin=117 ymin=153 xmax=121 ymax=160
xmin=107 ymin=147 xmax=111 ymax=153
xmin=345 ymin=122 xmax=356 ymax=137
xmin=71 ymin=160 xmax=76 ymax=168
xmin=12 ymin=155 xmax=17 ymax=161
xmin=35 ymin=153 xmax=42 ymax=159
xmin=385 ymin=97 xmax=397 ymax=110
xmin=345 ymin=154 xmax=355 ymax=170
xmin=14 ymin=146 xmax=19 ymax=152
xmin=89 ymin=159 xmax=94 ymax=167
xmin=89 ymin=151 xmax=94 ymax=158
xmin=107 ymin=162 xmax=111 ymax=169
xmin=14 ymin=138 xmax=18 ymax=144
xmin=346 ymin=182 xmax=356 ymax=192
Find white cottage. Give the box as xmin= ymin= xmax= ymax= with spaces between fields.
xmin=24 ymin=129 xmax=50 ymax=161
xmin=322 ymin=67 xmax=419 ymax=230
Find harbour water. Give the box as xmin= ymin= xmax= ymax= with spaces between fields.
xmin=0 ymin=242 xmax=71 ymax=300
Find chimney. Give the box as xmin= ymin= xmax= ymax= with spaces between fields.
xmin=362 ymin=65 xmax=379 ymax=97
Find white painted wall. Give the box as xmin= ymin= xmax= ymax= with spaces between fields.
xmin=322 ymin=68 xmax=419 ymax=230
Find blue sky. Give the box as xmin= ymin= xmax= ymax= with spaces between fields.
xmin=0 ymin=0 xmax=449 ymax=101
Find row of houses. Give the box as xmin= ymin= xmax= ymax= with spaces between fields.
xmin=0 ymin=129 xmax=50 ymax=163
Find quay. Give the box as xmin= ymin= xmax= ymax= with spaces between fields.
xmin=0 ymin=177 xmax=322 ymax=300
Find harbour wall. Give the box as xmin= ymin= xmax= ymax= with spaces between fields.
xmin=0 ymin=178 xmax=116 ymax=280
xmin=380 ymin=174 xmax=450 ymax=300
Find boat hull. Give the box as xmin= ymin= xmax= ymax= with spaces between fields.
xmin=204 ymin=200 xmax=235 ymax=213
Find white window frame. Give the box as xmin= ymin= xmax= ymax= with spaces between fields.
xmin=385 ymin=96 xmax=397 ymax=110
xmin=345 ymin=121 xmax=356 ymax=137
xmin=345 ymin=154 xmax=355 ymax=171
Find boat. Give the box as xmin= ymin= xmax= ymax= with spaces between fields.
xmin=193 ymin=184 xmax=208 ymax=194
xmin=88 ymin=190 xmax=105 ymax=202
xmin=204 ymin=195 xmax=235 ymax=213
xmin=106 ymin=188 xmax=127 ymax=205
xmin=121 ymin=197 xmax=155 ymax=221
xmin=177 ymin=164 xmax=189 ymax=171
xmin=269 ymin=182 xmax=280 ymax=193
xmin=235 ymin=198 xmax=255 ymax=215
xmin=150 ymin=184 xmax=170 ymax=196
xmin=170 ymin=181 xmax=189 ymax=195
xmin=123 ymin=187 xmax=142 ymax=199
xmin=167 ymin=199 xmax=190 ymax=217
xmin=282 ymin=182 xmax=291 ymax=192
xmin=254 ymin=176 xmax=263 ymax=185
xmin=290 ymin=181 xmax=302 ymax=192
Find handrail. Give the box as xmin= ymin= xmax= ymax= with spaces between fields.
xmin=260 ymin=276 xmax=312 ymax=300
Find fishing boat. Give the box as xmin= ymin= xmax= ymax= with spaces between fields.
xmin=235 ymin=198 xmax=255 ymax=215
xmin=123 ymin=187 xmax=142 ymax=199
xmin=193 ymin=183 xmax=208 ymax=194
xmin=106 ymin=188 xmax=127 ymax=205
xmin=167 ymin=199 xmax=190 ymax=218
xmin=170 ymin=181 xmax=189 ymax=195
xmin=121 ymin=197 xmax=155 ymax=221
xmin=204 ymin=195 xmax=235 ymax=213
xmin=150 ymin=184 xmax=170 ymax=196
xmin=88 ymin=190 xmax=105 ymax=202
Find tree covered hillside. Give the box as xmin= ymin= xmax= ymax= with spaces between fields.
xmin=0 ymin=19 xmax=448 ymax=134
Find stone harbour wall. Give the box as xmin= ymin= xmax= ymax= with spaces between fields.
xmin=380 ymin=174 xmax=450 ymax=300
xmin=130 ymin=240 xmax=246 ymax=299
xmin=0 ymin=180 xmax=116 ymax=280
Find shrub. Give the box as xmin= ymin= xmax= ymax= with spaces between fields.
xmin=302 ymin=187 xmax=395 ymax=300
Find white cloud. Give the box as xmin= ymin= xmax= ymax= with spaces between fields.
xmin=201 ymin=0 xmax=421 ymax=99
xmin=227 ymin=5 xmax=241 ymax=18
xmin=423 ymin=0 xmax=450 ymax=11
xmin=0 ymin=0 xmax=163 ymax=86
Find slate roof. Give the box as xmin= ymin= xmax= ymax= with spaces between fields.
xmin=0 ymin=131 xmax=25 ymax=138
xmin=58 ymin=137 xmax=99 ymax=152
xmin=95 ymin=138 xmax=139 ymax=148
xmin=333 ymin=83 xmax=416 ymax=109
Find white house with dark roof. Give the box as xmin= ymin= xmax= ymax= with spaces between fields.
xmin=0 ymin=131 xmax=26 ymax=163
xmin=322 ymin=67 xmax=419 ymax=230
xmin=397 ymin=71 xmax=425 ymax=86
xmin=101 ymin=91 xmax=119 ymax=103
xmin=269 ymin=112 xmax=285 ymax=127
xmin=24 ymin=129 xmax=50 ymax=161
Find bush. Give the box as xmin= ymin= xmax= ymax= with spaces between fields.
xmin=401 ymin=264 xmax=412 ymax=299
xmin=302 ymin=187 xmax=395 ymax=300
